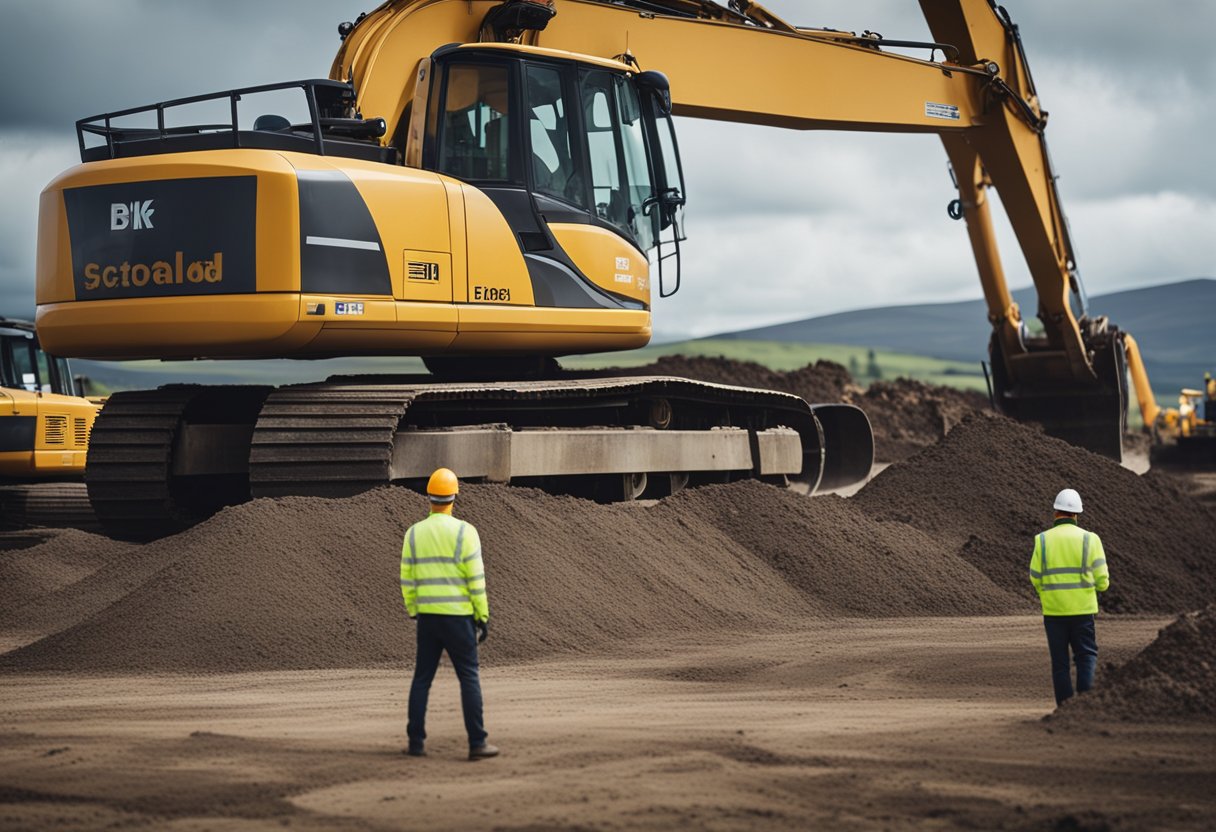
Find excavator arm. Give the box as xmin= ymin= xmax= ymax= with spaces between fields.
xmin=333 ymin=0 xmax=1131 ymax=457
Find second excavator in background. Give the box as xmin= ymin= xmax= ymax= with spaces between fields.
xmin=35 ymin=0 xmax=1145 ymax=537
xmin=1123 ymin=336 xmax=1216 ymax=468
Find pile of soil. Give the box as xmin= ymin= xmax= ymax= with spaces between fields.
xmin=663 ymin=484 xmax=1019 ymax=618
xmin=1061 ymin=606 xmax=1216 ymax=722
xmin=604 ymin=355 xmax=987 ymax=462
xmin=3 ymin=414 xmax=1210 ymax=674
xmin=0 ymin=479 xmax=1022 ymax=674
xmin=855 ymin=414 xmax=1216 ymax=614
xmin=854 ymin=379 xmax=988 ymax=462
xmin=0 ymin=529 xmax=132 ymax=618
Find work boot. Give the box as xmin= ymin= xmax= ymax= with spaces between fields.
xmin=406 ymin=743 xmax=426 ymax=757
xmin=468 ymin=743 xmax=499 ymax=760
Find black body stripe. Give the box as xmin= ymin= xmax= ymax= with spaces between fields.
xmin=0 ymin=416 xmax=36 ymax=452
xmin=297 ymin=170 xmax=391 ymax=296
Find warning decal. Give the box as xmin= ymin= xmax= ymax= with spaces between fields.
xmin=925 ymin=102 xmax=961 ymax=121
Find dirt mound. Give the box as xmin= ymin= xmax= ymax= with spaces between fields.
xmin=0 ymin=485 xmax=801 ymax=672
xmin=855 ymin=379 xmax=988 ymax=461
xmin=5 ymin=411 xmax=1209 ymax=674
xmin=662 ymin=483 xmax=1020 ymax=617
xmin=602 ymin=356 xmax=985 ymax=462
xmin=855 ymin=414 xmax=1216 ymax=614
xmin=0 ymin=529 xmax=133 ymax=620
xmin=606 ymin=354 xmax=857 ymax=405
xmin=1 ymin=477 xmax=1026 ymax=674
xmin=1061 ymin=606 xmax=1216 ymax=722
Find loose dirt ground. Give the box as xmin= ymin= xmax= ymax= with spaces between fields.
xmin=3 ymin=616 xmax=1212 ymax=831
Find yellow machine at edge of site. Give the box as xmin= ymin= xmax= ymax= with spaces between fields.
xmin=1124 ymin=335 xmax=1216 ymax=468
xmin=0 ymin=318 xmax=100 ymax=482
xmin=33 ymin=0 xmax=1153 ymax=537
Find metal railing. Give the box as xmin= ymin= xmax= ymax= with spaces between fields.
xmin=75 ymin=78 xmax=357 ymax=161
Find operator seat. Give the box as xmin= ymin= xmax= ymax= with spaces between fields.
xmin=253 ymin=114 xmax=291 ymax=132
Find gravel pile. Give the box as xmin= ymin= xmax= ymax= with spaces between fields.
xmin=1061 ymin=606 xmax=1216 ymax=722
xmin=1 ymin=478 xmax=1019 ymax=674
xmin=855 ymin=414 xmax=1216 ymax=614
xmin=3 ymin=412 xmax=1211 ymax=674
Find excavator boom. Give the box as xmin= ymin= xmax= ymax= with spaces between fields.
xmin=337 ymin=0 xmax=1126 ymax=456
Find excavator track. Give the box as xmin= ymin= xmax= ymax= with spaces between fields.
xmin=0 ymin=482 xmax=99 ymax=533
xmin=86 ymin=385 xmax=272 ymax=539
xmin=250 ymin=386 xmax=413 ymax=498
xmin=86 ymin=377 xmax=872 ymax=539
xmin=86 ymin=387 xmax=200 ymax=538
xmin=250 ymin=376 xmax=871 ymax=501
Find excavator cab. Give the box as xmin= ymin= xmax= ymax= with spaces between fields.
xmin=417 ymin=45 xmax=686 ymax=297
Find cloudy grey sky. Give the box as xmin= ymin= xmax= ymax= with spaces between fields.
xmin=1 ymin=1 xmax=1212 ymax=341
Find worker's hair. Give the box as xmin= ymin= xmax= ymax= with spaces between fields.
xmin=429 ymin=493 xmax=456 ymax=504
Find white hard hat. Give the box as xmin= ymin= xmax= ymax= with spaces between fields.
xmin=1053 ymin=488 xmax=1083 ymax=514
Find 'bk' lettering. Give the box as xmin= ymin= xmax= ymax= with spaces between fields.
xmin=110 ymin=200 xmax=155 ymax=230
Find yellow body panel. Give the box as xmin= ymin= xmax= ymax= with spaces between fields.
xmin=549 ymin=224 xmax=650 ymax=304
xmin=38 ymin=295 xmax=316 ymax=359
xmin=283 ymin=153 xmax=454 ymax=300
xmin=36 ymin=145 xmax=652 ymax=359
xmin=0 ymin=388 xmax=99 ymax=479
xmin=451 ymin=306 xmax=649 ymax=353
xmin=462 ymin=185 xmax=535 ymax=307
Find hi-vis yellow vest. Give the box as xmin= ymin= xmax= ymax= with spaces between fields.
xmin=1028 ymin=520 xmax=1110 ymax=616
xmin=400 ymin=513 xmax=488 ymax=621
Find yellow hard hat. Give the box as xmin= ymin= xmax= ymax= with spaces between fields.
xmin=426 ymin=467 xmax=459 ymax=502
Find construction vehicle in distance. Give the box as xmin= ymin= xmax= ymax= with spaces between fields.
xmin=1 ymin=318 xmax=99 ymax=481
xmin=35 ymin=0 xmax=1137 ymax=538
xmin=0 ymin=318 xmax=101 ymax=529
xmin=1124 ymin=335 xmax=1216 ymax=467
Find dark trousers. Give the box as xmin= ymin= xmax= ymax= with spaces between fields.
xmin=1043 ymin=614 xmax=1098 ymax=705
xmin=407 ymin=614 xmax=487 ymax=748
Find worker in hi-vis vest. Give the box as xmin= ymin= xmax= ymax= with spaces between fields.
xmin=1028 ymin=488 xmax=1111 ymax=706
xmin=401 ymin=468 xmax=498 ymax=760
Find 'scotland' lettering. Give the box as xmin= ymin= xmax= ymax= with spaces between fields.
xmin=82 ymin=252 xmax=224 ymax=291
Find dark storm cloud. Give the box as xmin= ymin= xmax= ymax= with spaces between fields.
xmin=0 ymin=0 xmax=371 ymax=129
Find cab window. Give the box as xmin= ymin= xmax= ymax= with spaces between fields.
xmin=526 ymin=65 xmax=584 ymax=208
xmin=578 ymin=70 xmax=656 ymax=251
xmin=34 ymin=347 xmax=52 ymax=393
xmin=438 ymin=64 xmax=514 ymax=182
xmin=9 ymin=338 xmax=38 ymax=392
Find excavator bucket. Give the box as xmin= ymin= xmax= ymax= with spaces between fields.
xmin=987 ymin=333 xmax=1128 ymax=462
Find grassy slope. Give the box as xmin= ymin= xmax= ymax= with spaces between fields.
xmin=563 ymin=338 xmax=991 ymax=391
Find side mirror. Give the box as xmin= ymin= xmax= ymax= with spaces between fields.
xmin=635 ymin=70 xmax=671 ymax=114
xmin=642 ymin=187 xmax=685 ymax=230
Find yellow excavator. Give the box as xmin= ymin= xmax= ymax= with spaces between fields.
xmin=35 ymin=0 xmax=1136 ymax=537
xmin=0 ymin=318 xmax=101 ymax=530
xmin=1124 ymin=336 xmax=1216 ymax=467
